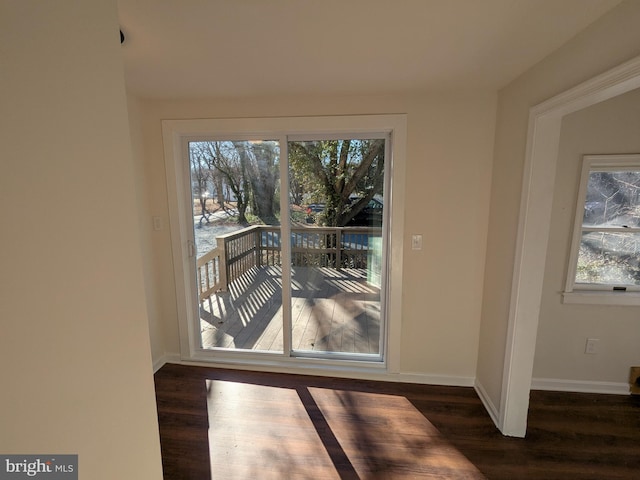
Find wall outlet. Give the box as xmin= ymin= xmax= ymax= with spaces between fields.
xmin=584 ymin=338 xmax=600 ymax=354
xmin=630 ymin=366 xmax=640 ymax=395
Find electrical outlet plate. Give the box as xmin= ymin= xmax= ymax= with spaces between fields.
xmin=584 ymin=338 xmax=599 ymax=354
xmin=630 ymin=366 xmax=640 ymax=395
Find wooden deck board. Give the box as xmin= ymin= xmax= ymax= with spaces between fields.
xmin=200 ymin=266 xmax=380 ymax=354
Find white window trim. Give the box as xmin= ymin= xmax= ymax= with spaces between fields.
xmin=563 ymin=154 xmax=640 ymax=305
xmin=161 ymin=114 xmax=407 ymax=376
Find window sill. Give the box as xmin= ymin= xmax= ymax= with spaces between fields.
xmin=562 ymin=291 xmax=640 ymax=306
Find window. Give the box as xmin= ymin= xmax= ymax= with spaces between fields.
xmin=564 ymin=154 xmax=640 ymax=305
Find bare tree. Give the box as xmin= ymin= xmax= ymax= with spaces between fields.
xmin=212 ymin=169 xmax=225 ymax=207
xmin=234 ymin=141 xmax=279 ymax=224
xmin=289 ymin=139 xmax=385 ymax=226
xmin=189 ymin=143 xmax=214 ymax=224
xmin=208 ymin=142 xmax=252 ymax=225
xmin=188 ymin=141 xmax=252 ymax=225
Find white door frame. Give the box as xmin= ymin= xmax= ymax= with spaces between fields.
xmin=161 ymin=114 xmax=407 ymax=376
xmin=500 ymin=54 xmax=640 ymax=437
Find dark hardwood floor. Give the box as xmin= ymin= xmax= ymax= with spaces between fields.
xmin=154 ymin=363 xmax=640 ymax=479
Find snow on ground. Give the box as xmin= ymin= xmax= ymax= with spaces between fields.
xmin=193 ymin=210 xmax=245 ymax=258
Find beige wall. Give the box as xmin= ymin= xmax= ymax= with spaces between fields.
xmin=478 ymin=0 xmax=640 ymax=407
xmin=0 ymin=1 xmax=162 ymax=478
xmin=534 ymin=88 xmax=640 ymax=385
xmin=127 ymin=93 xmax=166 ymax=363
xmin=136 ymin=91 xmax=496 ymax=379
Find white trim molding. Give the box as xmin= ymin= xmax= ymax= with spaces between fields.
xmin=152 ymin=352 xmax=180 ymax=373
xmin=500 ymin=54 xmax=640 ymax=437
xmin=562 ymin=291 xmax=640 ymax=306
xmin=161 ymin=114 xmax=407 ymax=375
xmin=156 ymin=356 xmax=475 ymax=387
xmin=474 ymin=380 xmax=500 ymax=430
xmin=531 ymin=378 xmax=630 ymax=395
xmin=397 ymin=372 xmax=475 ymax=387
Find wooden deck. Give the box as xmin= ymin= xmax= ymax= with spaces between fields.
xmin=199 ymin=266 xmax=381 ymax=354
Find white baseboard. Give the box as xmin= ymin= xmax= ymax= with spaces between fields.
xmin=474 ymin=379 xmax=500 ymax=430
xmin=395 ymin=372 xmax=475 ymax=387
xmin=470 ymin=378 xmax=630 ymax=437
xmin=531 ymin=377 xmax=630 ymax=395
xmin=152 ymin=352 xmax=180 ymax=373
xmin=154 ymin=356 xmax=474 ymax=387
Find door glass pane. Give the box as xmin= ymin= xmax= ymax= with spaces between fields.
xmin=288 ymin=139 xmax=385 ymax=356
xmin=189 ymin=140 xmax=283 ymax=352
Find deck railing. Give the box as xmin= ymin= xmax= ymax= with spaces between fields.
xmin=197 ymin=225 xmax=382 ymax=300
xmin=196 ymin=246 xmax=226 ymax=302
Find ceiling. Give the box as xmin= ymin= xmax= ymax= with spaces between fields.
xmin=117 ymin=0 xmax=622 ymax=99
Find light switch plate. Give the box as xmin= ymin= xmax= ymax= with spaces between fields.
xmin=153 ymin=216 xmax=164 ymax=231
xmin=411 ymin=234 xmax=422 ymax=250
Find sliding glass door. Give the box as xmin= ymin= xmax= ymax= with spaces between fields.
xmin=183 ymin=130 xmax=389 ymax=362
xmin=189 ymin=139 xmax=284 ymax=353
xmin=288 ymin=138 xmax=385 ymax=357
